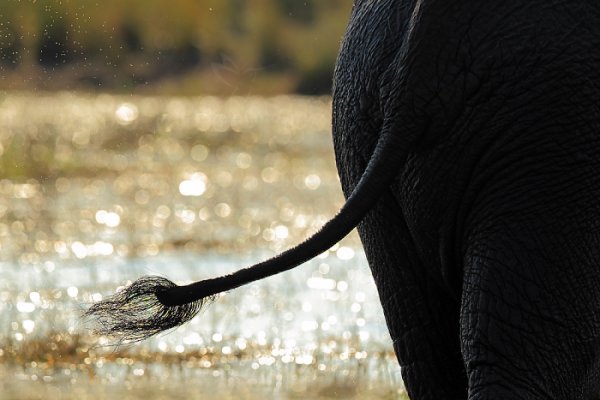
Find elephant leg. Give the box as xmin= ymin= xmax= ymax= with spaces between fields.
xmin=461 ymin=217 xmax=600 ymax=399
xmin=358 ymin=191 xmax=468 ymax=399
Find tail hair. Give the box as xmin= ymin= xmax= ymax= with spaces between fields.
xmin=84 ymin=276 xmax=215 ymax=343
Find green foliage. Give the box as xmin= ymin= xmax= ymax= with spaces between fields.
xmin=277 ymin=0 xmax=317 ymax=25
xmin=0 ymin=0 xmax=352 ymax=94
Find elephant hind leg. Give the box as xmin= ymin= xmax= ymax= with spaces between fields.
xmin=460 ymin=220 xmax=600 ymax=399
xmin=359 ymin=191 xmax=468 ymax=398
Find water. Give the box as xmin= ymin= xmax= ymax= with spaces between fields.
xmin=0 ymin=93 xmax=405 ymax=399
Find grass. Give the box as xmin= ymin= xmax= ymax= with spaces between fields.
xmin=1 ymin=333 xmax=407 ymax=399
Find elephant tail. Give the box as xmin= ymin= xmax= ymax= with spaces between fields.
xmin=85 ymin=121 xmax=408 ymax=344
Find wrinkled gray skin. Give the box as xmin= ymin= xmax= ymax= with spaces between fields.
xmin=333 ymin=0 xmax=600 ymax=398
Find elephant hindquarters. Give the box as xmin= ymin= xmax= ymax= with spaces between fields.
xmin=460 ymin=163 xmax=600 ymax=399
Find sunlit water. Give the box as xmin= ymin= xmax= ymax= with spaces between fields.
xmin=0 ymin=93 xmax=404 ymax=399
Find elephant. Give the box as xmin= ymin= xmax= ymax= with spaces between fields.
xmin=86 ymin=0 xmax=600 ymax=398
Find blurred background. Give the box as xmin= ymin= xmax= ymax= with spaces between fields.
xmin=0 ymin=1 xmax=406 ymax=399
xmin=0 ymin=0 xmax=349 ymax=95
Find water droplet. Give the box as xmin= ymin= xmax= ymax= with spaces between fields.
xmin=190 ymin=144 xmax=209 ymax=161
xmin=176 ymin=209 xmax=196 ymax=224
xmin=235 ymin=152 xmax=252 ymax=169
xmin=16 ymin=301 xmax=35 ymax=313
xmin=304 ymin=174 xmax=321 ymax=190
xmin=115 ymin=102 xmax=139 ymax=125
xmin=337 ymin=281 xmax=348 ymax=292
xmin=95 ymin=210 xmax=121 ymax=227
xmin=258 ymin=355 xmax=275 ymax=365
xmin=261 ymin=167 xmax=279 ymax=183
xmin=336 ymin=246 xmax=355 ymax=260
xmin=306 ymin=277 xmax=336 ymax=291
xmin=92 ymin=241 xmax=114 ymax=256
xmin=214 ymin=203 xmax=231 ymax=218
xmin=13 ymin=183 xmax=37 ymax=199
xmin=22 ymin=320 xmax=35 ymax=333
xmin=179 ymin=173 xmax=207 ymax=197
xmin=235 ymin=338 xmax=247 ymax=350
xmin=274 ymin=225 xmax=288 ymax=239
xmin=295 ymin=354 xmax=313 ymax=365
xmin=71 ymin=242 xmax=87 ymax=259
xmin=29 ymin=292 xmax=41 ymax=304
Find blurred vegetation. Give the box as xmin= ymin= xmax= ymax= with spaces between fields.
xmin=0 ymin=0 xmax=352 ymax=95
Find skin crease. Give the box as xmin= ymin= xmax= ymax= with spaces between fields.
xmin=333 ymin=0 xmax=600 ymax=399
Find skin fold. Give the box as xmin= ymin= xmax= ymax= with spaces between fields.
xmin=333 ymin=0 xmax=600 ymax=398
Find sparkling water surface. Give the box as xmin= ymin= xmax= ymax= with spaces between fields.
xmin=0 ymin=93 xmax=404 ymax=399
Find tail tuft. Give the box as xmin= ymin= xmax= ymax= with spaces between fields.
xmin=84 ymin=276 xmax=213 ymax=344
